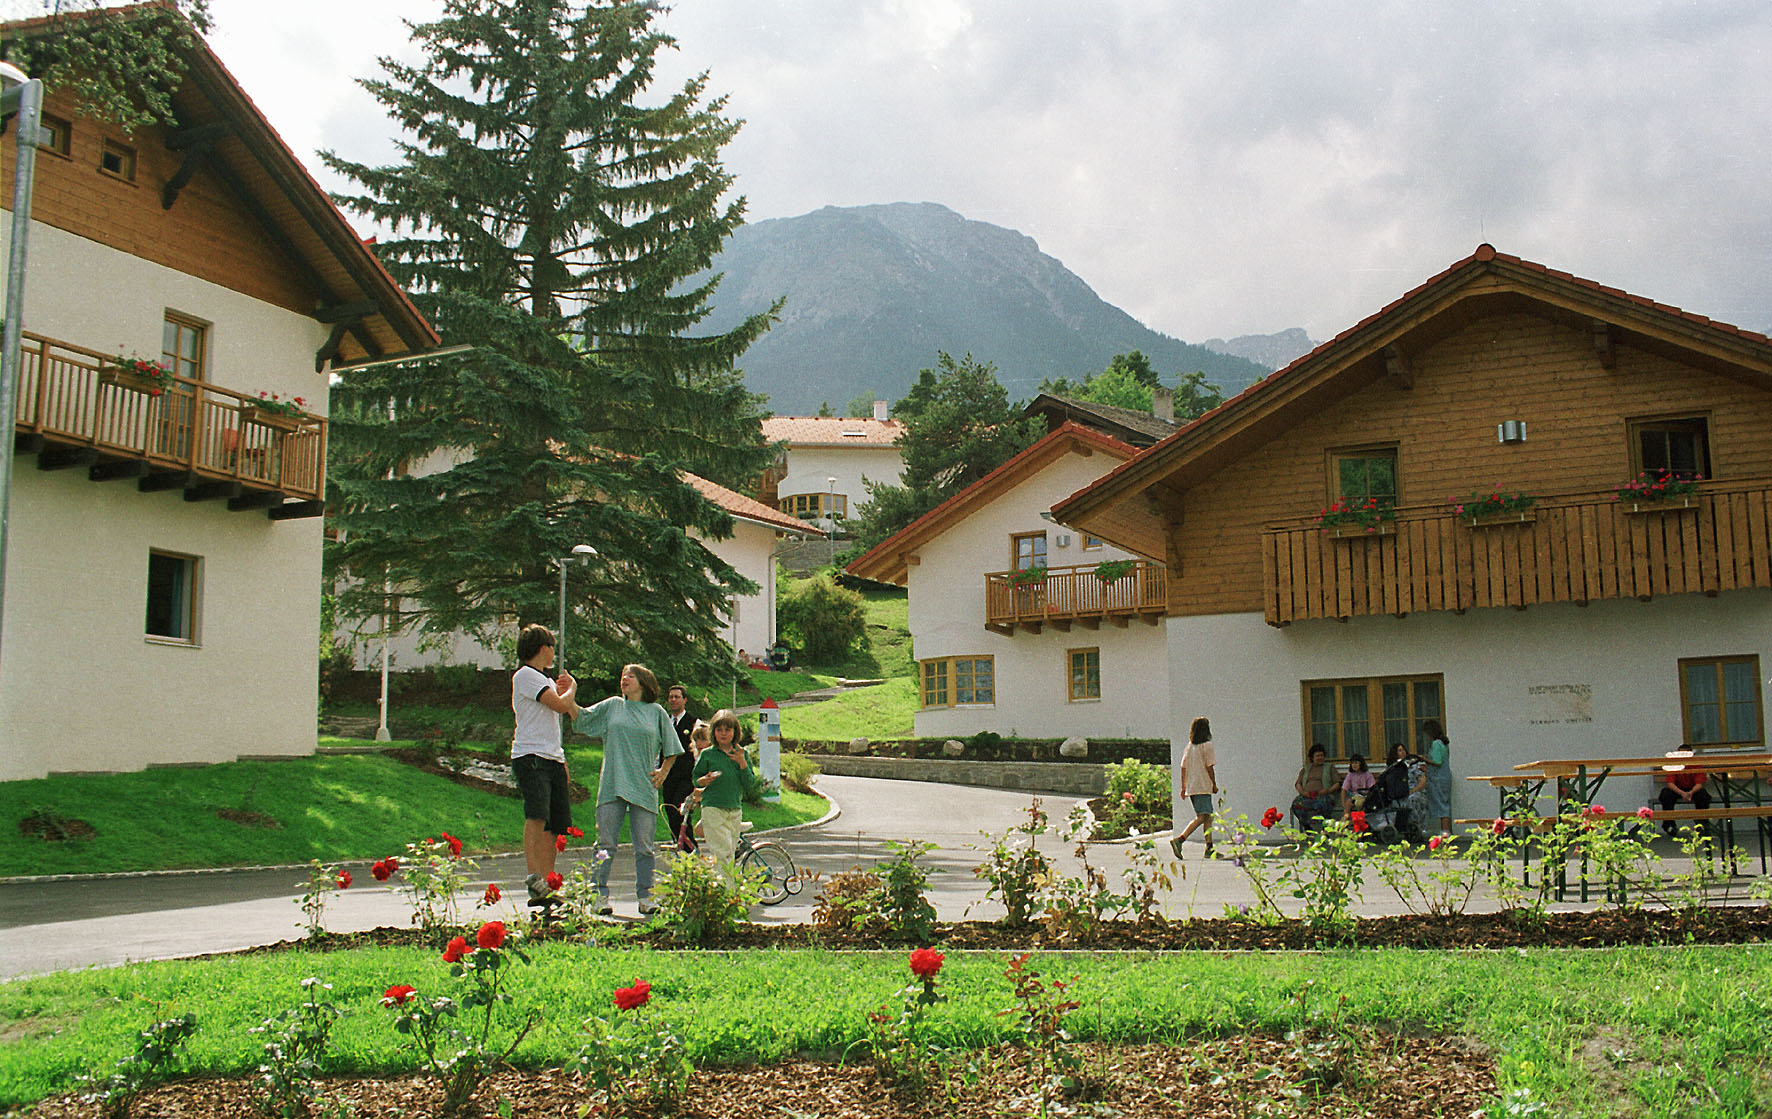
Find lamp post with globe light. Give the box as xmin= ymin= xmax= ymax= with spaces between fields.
xmin=555 ymin=543 xmax=598 ymax=674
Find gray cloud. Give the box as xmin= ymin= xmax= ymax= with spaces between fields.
xmin=202 ymin=0 xmax=1772 ymax=344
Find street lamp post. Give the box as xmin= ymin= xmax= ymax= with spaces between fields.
xmin=0 ymin=62 xmax=45 ymax=668
xmin=554 ymin=543 xmax=598 ymax=675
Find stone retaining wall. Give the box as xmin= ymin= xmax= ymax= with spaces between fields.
xmin=812 ymin=755 xmax=1106 ymax=795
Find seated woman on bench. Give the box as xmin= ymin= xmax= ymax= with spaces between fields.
xmin=1657 ymin=765 xmax=1712 ymax=835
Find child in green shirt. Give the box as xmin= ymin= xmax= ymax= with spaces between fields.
xmin=692 ymin=709 xmax=759 ymax=876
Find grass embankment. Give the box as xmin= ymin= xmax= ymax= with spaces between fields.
xmin=1 ymin=945 xmax=1768 ymax=1114
xmin=0 ymin=741 xmax=826 ymax=878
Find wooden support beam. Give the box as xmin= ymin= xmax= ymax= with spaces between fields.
xmin=165 ymin=122 xmax=232 ymax=149
xmin=37 ymin=446 xmax=97 ymax=471
xmin=185 ymin=480 xmax=243 ymax=503
xmin=227 ymin=489 xmax=287 ymax=512
xmin=90 ymin=459 xmax=149 ymax=482
xmin=161 ymin=141 xmax=214 ymax=209
xmin=139 ymin=471 xmax=195 ymax=493
xmin=1592 ymin=319 xmax=1617 ymax=369
xmin=1384 ymin=343 xmax=1413 ymax=389
xmin=315 ymin=300 xmax=379 ymax=324
xmin=268 ymin=500 xmax=326 ymax=521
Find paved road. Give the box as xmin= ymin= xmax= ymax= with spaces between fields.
xmin=0 ymin=773 xmax=1622 ymax=978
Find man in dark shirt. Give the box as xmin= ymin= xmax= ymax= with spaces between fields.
xmin=661 ymin=684 xmax=698 ymax=851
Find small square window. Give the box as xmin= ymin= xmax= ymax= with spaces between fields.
xmin=39 ymin=113 xmax=72 ymax=157
xmin=100 ymin=138 xmax=136 ymax=181
xmin=1630 ymin=416 xmax=1710 ymax=479
xmin=146 ymin=550 xmax=199 ymax=642
xmin=1081 ymin=534 xmax=1105 ymax=551
xmin=1329 ymin=445 xmax=1398 ymax=506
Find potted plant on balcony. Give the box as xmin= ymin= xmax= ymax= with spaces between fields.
xmin=1093 ymin=558 xmax=1137 ymax=584
xmin=241 ymin=391 xmax=309 ymax=433
xmin=1452 ymin=488 xmax=1537 ymax=527
xmin=1007 ymin=563 xmax=1049 ymax=587
xmin=100 ymin=354 xmax=178 ymax=396
xmin=1614 ymin=469 xmax=1701 ymax=512
xmin=1316 ymin=496 xmax=1395 ymax=538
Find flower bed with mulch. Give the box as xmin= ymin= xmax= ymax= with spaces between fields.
xmin=21 ymin=1034 xmax=1496 ymax=1118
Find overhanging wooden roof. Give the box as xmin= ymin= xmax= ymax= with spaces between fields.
xmin=2 ymin=4 xmax=438 ymax=366
xmin=1052 ymin=244 xmax=1772 ymax=556
xmin=846 ymin=421 xmax=1136 ymax=585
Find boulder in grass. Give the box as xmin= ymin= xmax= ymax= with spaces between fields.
xmin=846 ymin=737 xmax=871 ymax=755
xmin=1059 ymin=736 xmax=1089 ymax=758
xmin=942 ymin=739 xmax=965 ymax=758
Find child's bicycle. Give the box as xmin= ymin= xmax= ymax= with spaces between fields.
xmin=675 ymin=797 xmax=804 ymax=905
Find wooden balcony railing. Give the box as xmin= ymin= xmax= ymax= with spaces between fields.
xmin=12 ymin=331 xmax=327 ymax=508
xmin=1261 ymin=482 xmax=1772 ymax=625
xmin=985 ymin=560 xmax=1168 ymax=634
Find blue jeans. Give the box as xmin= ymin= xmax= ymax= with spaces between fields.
xmin=593 ymin=798 xmax=659 ymax=902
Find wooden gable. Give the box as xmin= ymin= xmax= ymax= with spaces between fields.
xmin=1054 ymin=245 xmax=1772 ymax=622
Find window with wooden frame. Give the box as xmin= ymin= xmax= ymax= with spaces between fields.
xmin=162 ymin=313 xmax=207 ymax=381
xmin=39 ymin=113 xmax=72 ymax=158
xmin=1067 ymin=647 xmax=1101 ymax=701
xmin=919 ymin=656 xmax=995 ymax=708
xmin=1011 ymin=531 xmax=1047 ymax=571
xmin=1328 ymin=445 xmax=1399 ymax=507
xmin=1679 ymin=655 xmax=1762 ymax=746
xmin=1629 ymin=415 xmax=1711 ymax=479
xmin=1303 ymin=673 xmax=1443 ymax=761
xmin=777 ymin=493 xmax=847 ymax=520
xmin=1081 ymin=534 xmax=1105 ymax=551
xmin=146 ymin=550 xmax=200 ymax=643
xmin=99 ymin=137 xmax=136 ymax=181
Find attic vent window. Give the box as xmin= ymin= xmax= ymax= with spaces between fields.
xmin=841 ymin=430 xmax=866 ymax=437
xmin=99 ymin=139 xmax=136 ymax=182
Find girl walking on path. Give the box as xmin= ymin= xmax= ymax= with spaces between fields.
xmin=691 ymin=709 xmax=760 ymax=881
xmin=574 ymin=663 xmax=681 ymax=915
xmin=1171 ymin=716 xmax=1218 ymax=858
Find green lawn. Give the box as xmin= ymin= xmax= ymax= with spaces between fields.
xmin=1 ymin=944 xmax=1767 ymax=1114
xmin=0 ymin=740 xmax=826 ymax=877
xmin=781 ymin=676 xmax=917 ymax=740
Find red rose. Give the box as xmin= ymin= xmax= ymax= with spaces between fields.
xmin=442 ymin=936 xmax=470 ymax=963
xmin=1491 ymin=818 xmax=1508 ymax=835
xmin=1349 ymin=810 xmax=1368 ymax=833
xmin=483 ymin=883 xmax=501 ymax=905
xmin=555 ymin=835 xmax=569 ymax=853
xmin=372 ymin=860 xmax=391 ymax=882
xmin=1261 ymin=806 xmax=1282 ymax=829
xmin=442 ymin=832 xmax=463 ymax=858
xmin=613 ymin=979 xmax=651 ymax=1011
xmin=908 ymin=948 xmax=944 ymax=979
xmin=382 ymin=984 xmax=417 ymax=1006
xmin=545 ymin=871 xmax=563 ymax=891
xmin=567 ymin=826 xmax=584 ymax=838
xmin=384 ymin=856 xmax=400 ymax=873
xmin=1428 ymin=836 xmax=1444 ymax=851
xmin=336 ymin=870 xmax=352 ymax=889
xmin=476 ymin=921 xmax=507 ymax=950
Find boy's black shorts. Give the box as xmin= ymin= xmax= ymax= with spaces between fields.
xmin=512 ymin=754 xmax=572 ymax=836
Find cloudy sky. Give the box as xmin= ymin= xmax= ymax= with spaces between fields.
xmin=78 ymin=1 xmax=1772 ymax=343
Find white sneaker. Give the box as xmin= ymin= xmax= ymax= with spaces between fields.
xmin=595 ymin=897 xmax=613 ymax=916
xmin=638 ymin=899 xmax=659 ymax=916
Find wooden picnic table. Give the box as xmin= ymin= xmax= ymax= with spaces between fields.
xmin=1471 ymin=752 xmax=1772 ymax=897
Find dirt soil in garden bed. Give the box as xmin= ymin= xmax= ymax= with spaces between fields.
xmin=22 ymin=1034 xmax=1495 ymax=1118
xmin=242 ymin=904 xmax=1772 ymax=957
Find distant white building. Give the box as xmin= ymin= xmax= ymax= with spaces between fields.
xmin=847 ymin=422 xmax=1169 ymax=739
xmin=759 ymin=405 xmax=905 ymax=537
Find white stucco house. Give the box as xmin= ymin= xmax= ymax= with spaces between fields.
xmin=759 ymin=408 xmax=905 ymax=537
xmin=848 ymin=422 xmax=1169 ymax=739
xmin=0 ymin=15 xmax=438 ymax=779
xmin=1052 ymin=245 xmax=1772 ymax=830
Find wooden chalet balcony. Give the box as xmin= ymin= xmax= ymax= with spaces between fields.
xmin=11 ymin=332 xmax=327 ymax=515
xmin=984 ymin=560 xmax=1167 ymax=634
xmin=1261 ymin=482 xmax=1772 ymax=626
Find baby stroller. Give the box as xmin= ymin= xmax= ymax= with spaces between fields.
xmin=1359 ymin=760 xmax=1423 ymax=844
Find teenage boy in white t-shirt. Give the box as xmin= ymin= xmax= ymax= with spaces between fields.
xmin=511 ymin=624 xmax=579 ymax=903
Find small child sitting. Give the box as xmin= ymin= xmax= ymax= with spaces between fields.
xmin=1340 ymin=754 xmax=1376 ymax=813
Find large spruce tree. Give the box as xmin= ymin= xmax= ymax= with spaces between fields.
xmin=323 ymin=0 xmax=778 ymax=684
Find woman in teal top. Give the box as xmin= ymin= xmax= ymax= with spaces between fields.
xmin=573 ymin=663 xmax=680 ymax=915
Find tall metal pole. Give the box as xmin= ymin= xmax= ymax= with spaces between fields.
xmin=0 ymin=67 xmax=44 ymax=669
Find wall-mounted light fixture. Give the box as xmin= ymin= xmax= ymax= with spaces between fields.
xmin=1497 ymin=420 xmax=1527 ymax=444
